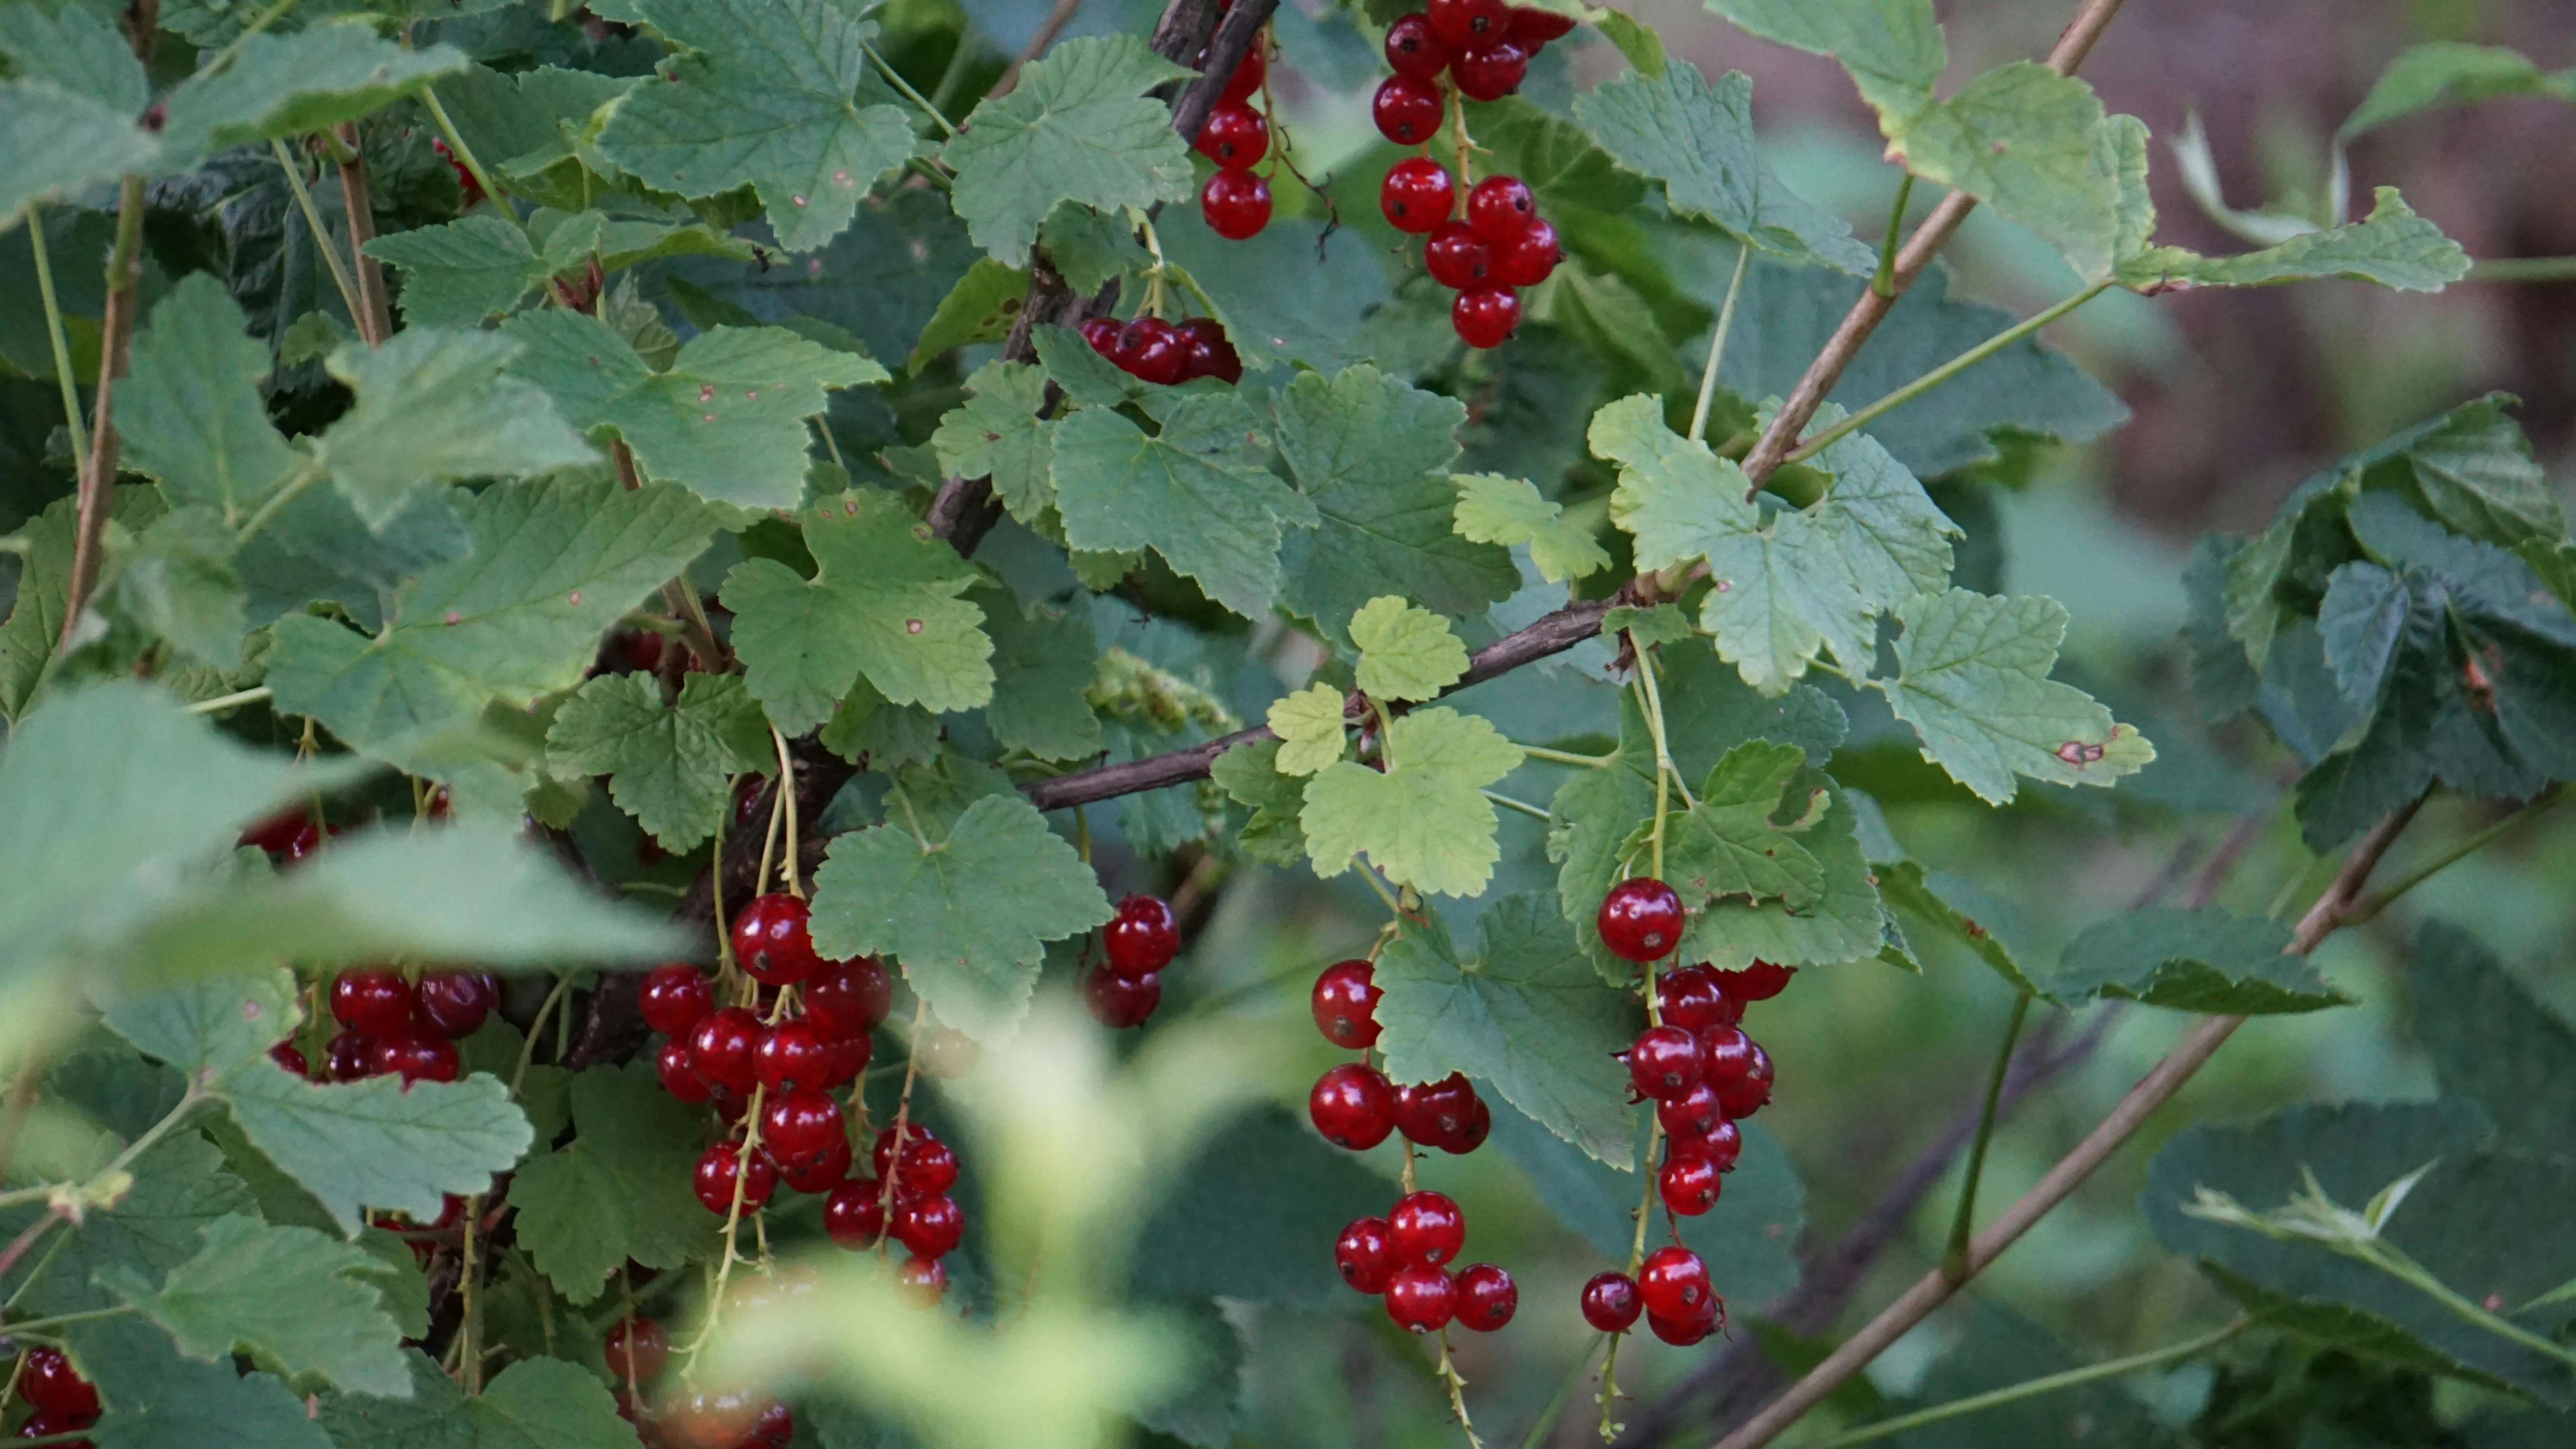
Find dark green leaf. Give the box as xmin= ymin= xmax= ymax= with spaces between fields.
xmin=509 ymin=1061 xmax=710 ymax=1305
xmin=2406 ymin=922 xmax=2576 ymax=1155
xmin=1127 ymin=1106 xmax=1389 ymax=1310
xmin=2055 ymin=906 xmax=2346 ymax=1013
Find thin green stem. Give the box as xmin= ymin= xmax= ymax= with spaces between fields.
xmin=2266 ymin=845 xmax=2327 ymax=921
xmin=1785 ymin=282 xmax=2114 ymax=464
xmin=867 ymin=42 xmax=961 ymax=138
xmin=24 ymin=205 xmax=85 ymax=475
xmin=1356 ymin=862 xmax=1407 ymax=919
xmin=2342 ymin=790 xmax=2564 ymax=925
xmin=1942 ymin=990 xmax=2033 ymax=1281
xmin=2373 ymin=1248 xmax=2576 ymax=1370
xmin=1 ymin=1304 xmax=139 ymax=1338
xmin=1518 ymin=1334 xmax=1608 ymax=1449
xmin=512 ymin=973 xmax=577 ymax=1096
xmin=419 ymin=89 xmax=509 ymax=222
xmin=184 ymin=685 xmax=273 ymax=715
xmin=2465 ymin=256 xmax=2576 ymax=282
xmin=927 ymin=27 xmax=978 ymax=112
xmin=1516 ymin=743 xmax=1615 ymax=769
xmin=235 ymin=458 xmax=330 ymax=544
xmin=200 ymin=0 xmax=301 ymax=74
xmin=1687 ymin=244 xmax=1756 ymax=445
xmin=271 ymin=140 xmax=368 ymax=331
xmin=1482 ymin=789 xmax=1553 ymax=823
xmin=1871 ymin=174 xmax=1917 ymax=298
xmin=1804 ymin=1319 xmax=2248 ymax=1449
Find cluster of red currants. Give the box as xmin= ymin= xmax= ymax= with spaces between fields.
xmin=1083 ymin=893 xmax=1183 ymax=1028
xmin=283 ymin=966 xmax=497 ymax=1087
xmin=1193 ymin=39 xmax=1273 ymax=240
xmin=1305 ymin=959 xmax=1490 ymax=1154
xmin=607 ymin=1316 xmax=795 ymax=1449
xmin=10 ymin=1347 xmax=99 ymax=1447
xmin=1078 ymin=315 xmax=1244 ymax=386
xmin=1377 ymin=0 xmax=1573 ymax=118
xmin=1334 ymin=1190 xmax=1516 ymax=1334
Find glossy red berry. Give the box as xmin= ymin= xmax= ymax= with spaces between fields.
xmin=895 ymin=1192 xmax=964 ymax=1259
xmin=1380 ymin=157 xmax=1453 ymax=234
xmin=1387 ymin=1190 xmax=1466 ymax=1266
xmin=1335 ymin=1216 xmax=1397 ymax=1293
xmin=325 ymin=1028 xmax=375 ymax=1082
xmin=1425 ymin=0 xmax=1507 ymax=49
xmin=1716 ymin=1041 xmax=1774 ymax=1119
xmin=1384 ymin=1262 xmax=1457 ymax=1332
xmin=1218 ymin=45 xmax=1264 ymax=103
xmin=759 ymin=1088 xmax=844 ymax=1162
xmin=240 ymin=806 xmax=323 ymax=861
xmin=1104 ymin=894 xmax=1181 ymax=978
xmin=1464 ymin=175 xmax=1537 ymax=240
xmin=823 ymin=1178 xmax=887 ymax=1248
xmin=1085 ymin=966 xmax=1161 ymax=1028
xmin=1201 ymin=167 xmax=1272 ymax=240
xmin=1423 ymin=221 xmax=1494 ymax=289
xmin=640 ymin=963 xmax=716 ymax=1036
xmin=694 ymin=1142 xmax=777 ymax=1215
xmin=1451 ymin=285 xmax=1519 ymax=349
xmin=374 ymin=1033 xmax=459 ymax=1085
xmin=1173 ymin=317 xmax=1242 ymax=385
xmin=1393 ymin=1071 xmax=1479 ymax=1147
xmin=14 ymin=1413 xmax=93 ymax=1447
xmin=1439 ymin=1095 xmax=1492 ymax=1155
xmin=1650 ymin=1309 xmax=1716 ymax=1345
xmin=268 ymin=1040 xmax=308 ymax=1078
xmin=414 ymin=971 xmax=495 ymax=1038
xmin=804 ymin=955 xmax=892 ymax=1038
xmin=1113 ymin=317 xmax=1189 ymax=385
xmin=1638 ymin=1244 xmax=1711 ymax=1321
xmin=1309 ymin=959 xmax=1383 ymax=1049
xmin=689 ymin=1007 xmax=762 ymax=1094
xmin=1580 ymin=1271 xmax=1641 ymax=1331
xmin=745 ymin=1402 xmax=795 ymax=1448
xmin=1697 ymin=1024 xmax=1754 ymax=1082
xmin=1454 ymin=1263 xmax=1517 ymax=1331
xmin=1626 ymin=1024 xmax=1704 ymax=1101
xmin=899 ymin=1136 xmax=960 ymax=1195
xmin=1080 ymin=315 xmax=1121 ymax=355
xmin=1660 ymin=1151 xmax=1723 ymax=1216
xmin=778 ymin=1136 xmax=852 ymax=1194
xmin=1195 ymin=101 xmax=1268 ymax=166
xmin=1451 ymin=40 xmax=1528 ymax=101
xmin=872 ymin=1124 xmax=936 ymax=1180
xmin=753 ymin=1022 xmax=831 ymax=1093
xmin=1504 ymin=5 xmax=1577 ymax=46
xmin=1309 ymin=1063 xmax=1396 ymax=1149
xmin=1689 ymin=1117 xmax=1744 ymax=1173
xmin=331 ymin=969 xmax=415 ymax=1038
xmin=1384 ymin=13 xmax=1452 ymax=77
xmin=820 ymin=1033 xmax=871 ymax=1088
xmin=1372 ymin=74 xmax=1443 ymax=145
xmin=655 ymin=1039 xmax=712 ymax=1102
xmin=1715 ymin=959 xmax=1796 ymax=1001
xmin=1656 ymin=964 xmax=1738 ymax=1032
xmin=895 ymin=1254 xmax=948 ymax=1304
xmin=1657 ymin=1081 xmax=1726 ymax=1143
xmin=1492 ymin=217 xmax=1560 ymax=286
xmin=732 ymin=893 xmax=822 ymax=985
xmin=18 ymin=1346 xmax=98 ymax=1421
xmin=1598 ymin=877 xmax=1685 ymax=961
xmin=605 ymin=1317 xmax=668 ymax=1386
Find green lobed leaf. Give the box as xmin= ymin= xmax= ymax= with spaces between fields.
xmin=0 ymin=80 xmax=161 ymax=232
xmin=1876 ymin=589 xmax=2155 ymax=805
xmin=1299 ymin=706 xmax=1524 ymax=897
xmin=909 ymin=256 xmax=1033 ymax=370
xmin=1264 ymin=682 xmax=1348 ymax=776
xmin=2121 ymin=188 xmax=2471 ymax=293
xmin=1208 ymin=737 xmax=1306 ymax=864
xmin=1874 ymin=860 xmax=2042 ymax=993
xmin=1604 ymin=603 xmax=1694 ymax=648
xmin=1890 ymin=63 xmax=2122 ymax=282
xmin=1127 ymin=1106 xmax=1391 ymax=1310
xmin=981 ymin=594 xmax=1104 ymax=762
xmin=1452 ymin=472 xmax=1611 ymax=584
xmin=156 ymin=28 xmax=469 ymax=161
xmin=316 ymin=326 xmax=595 ymax=528
xmin=364 ymin=215 xmax=562 ymax=326
xmin=546 ymin=671 xmax=772 ymax=851
xmin=1349 ymin=595 xmax=1469 ymax=703
xmin=941 ymin=34 xmax=1197 ymax=267
xmin=2340 ymin=41 xmax=2576 ymax=140
xmin=0 ymin=4 xmax=148 ymax=112
xmin=320 ymin=1349 xmax=640 ymax=1449
xmin=116 ymin=273 xmax=304 ymax=518
xmin=508 ymin=1061 xmax=710 ymax=1305
xmin=1685 ymin=777 xmax=1889 ymax=970
xmin=108 ymin=1213 xmax=409 ymax=1395
xmin=1701 ymin=0 xmax=1945 ymax=121
xmin=2406 ymin=922 xmax=2576 ymax=1154
xmin=930 ymin=359 xmax=1057 ymax=524
xmin=1635 ymin=740 xmax=1829 ymax=911
xmin=2055 ymin=906 xmax=2346 ymax=1013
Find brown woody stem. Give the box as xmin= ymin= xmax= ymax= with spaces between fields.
xmin=58 ymin=174 xmax=146 ymax=647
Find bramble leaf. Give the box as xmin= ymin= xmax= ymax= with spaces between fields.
xmin=1452 ymin=473 xmax=1610 ymax=584
xmin=942 ymin=35 xmax=1197 ymax=266
xmin=546 ymin=672 xmax=772 ymax=851
xmin=1050 ymin=389 xmax=1316 ymax=618
xmin=1350 ymin=596 xmax=1469 ymax=703
xmin=1300 ymin=707 xmax=1524 ymax=897
xmin=1876 ymin=589 xmax=2154 ymax=804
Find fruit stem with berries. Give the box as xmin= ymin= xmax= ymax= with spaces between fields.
xmin=681 ymin=1078 xmax=769 ymax=1375
xmin=1687 ymin=243 xmax=1755 ymax=446
xmin=1445 ymin=82 xmax=1475 ymax=215
xmin=872 ymin=994 xmax=933 ymax=1251
xmin=769 ymin=728 xmax=805 ymax=899
xmin=1940 ymin=990 xmax=2032 ymax=1283
xmin=1435 ymin=1329 xmax=1485 ymax=1449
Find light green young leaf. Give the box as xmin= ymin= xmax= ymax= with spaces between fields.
xmin=1876 ymin=589 xmax=2154 ymax=804
xmin=157 ymin=28 xmax=468 ymax=160
xmin=808 ymin=794 xmax=1113 ymax=1040
xmin=2056 ymin=906 xmax=2346 ymax=1013
xmin=930 ymin=359 xmax=1057 ymax=524
xmin=594 ymin=0 xmax=915 ymax=252
xmin=1374 ymin=897 xmax=1644 ymax=1167
xmin=546 ymin=672 xmax=771 ymax=851
xmin=117 ymin=275 xmax=304 ymax=516
xmin=2340 ymin=41 xmax=2576 ymax=140
xmin=720 ymin=488 xmax=992 ymax=733
xmin=1602 ymin=603 xmax=1694 ymax=648
xmin=1050 ymin=390 xmax=1316 ymax=618
xmin=1451 ymin=472 xmax=1610 ymax=584
xmin=316 ymin=327 xmax=595 ymax=528
xmin=504 ymin=309 xmax=883 ymax=510
xmin=941 ymin=34 xmax=1197 ymax=266
xmin=1350 ymin=596 xmax=1469 ymax=703
xmin=508 ymin=1062 xmax=709 ymax=1305
xmin=1594 ymin=392 xmax=1757 ymax=573
xmin=110 ymin=1215 xmax=408 ymax=1395
xmin=1634 ymin=740 xmax=1828 ymax=909
xmin=1300 ymin=707 xmax=1524 ymax=897
xmin=1209 ymin=737 xmax=1306 ymax=864
xmin=320 ymin=1351 xmax=639 ymax=1449
xmin=1701 ymin=0 xmax=1945 ymax=121
xmin=2120 ymin=187 xmax=2471 ymax=294
xmin=1889 ymin=62 xmax=2120 ymax=282
xmin=909 ymin=257 xmax=1033 ymax=370
xmin=1265 ymin=682 xmax=1349 ymax=776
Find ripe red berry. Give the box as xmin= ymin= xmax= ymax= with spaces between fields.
xmin=1173 ymin=317 xmax=1244 ymax=385
xmin=18 ymin=1346 xmax=98 ymax=1421
xmin=823 ymin=1178 xmax=887 ymax=1248
xmin=1492 ymin=217 xmax=1560 ymax=286
xmin=1451 ymin=40 xmax=1528 ymax=101
xmin=895 ymin=1192 xmax=965 ymax=1259
xmin=821 ymin=1033 xmax=871 ymax=1088
xmin=1439 ymin=1095 xmax=1493 ymax=1155
xmin=414 ymin=971 xmax=495 ymax=1038
xmin=732 ymin=893 xmax=822 ymax=985
xmin=240 ymin=806 xmax=323 ymax=861
xmin=1085 ymin=966 xmax=1161 ymax=1028
xmin=1387 ymin=1190 xmax=1466 ymax=1266
xmin=1660 ymin=1151 xmax=1723 ymax=1215
xmin=899 ymin=1136 xmax=960 ymax=1195
xmin=1218 ymin=45 xmax=1264 ymax=103
xmin=1423 ymin=221 xmax=1494 ymax=289
xmin=1504 ymin=5 xmax=1577 ymax=46
xmin=1380 ymin=157 xmax=1454 ymax=234
xmin=1649 ymin=1309 xmax=1716 ymax=1345
xmin=1425 ymin=0 xmax=1507 ymax=49
xmin=655 ymin=1038 xmax=712 ymax=1101
xmin=605 ymin=1317 xmax=668 ymax=1386
xmin=1698 ymin=1024 xmax=1754 ymax=1082
xmin=896 ymin=1254 xmax=948 ymax=1304
xmin=1580 ymin=1271 xmax=1641 ymax=1331
xmin=1393 ymin=1072 xmax=1479 ymax=1147
xmin=374 ymin=1033 xmax=459 ymax=1085
xmin=694 ymin=1142 xmax=777 ymax=1215
xmin=1195 ymin=101 xmax=1268 ymax=166
xmin=1104 ymin=894 xmax=1181 ymax=977
xmin=1372 ymin=74 xmax=1443 ymax=146
xmin=778 ymin=1136 xmax=852 ymax=1194
xmin=269 ymin=1040 xmax=308 ymax=1078
xmin=1638 ymin=1245 xmax=1711 ymax=1321
xmin=1113 ymin=317 xmax=1188 ymax=385
xmin=1464 ymin=174 xmax=1537 ymax=241
xmin=1080 ymin=315 xmax=1121 ymax=356
xmin=431 ymin=135 xmax=483 ymax=206
xmin=1309 ymin=959 xmax=1383 ymax=1049
xmin=1657 ymin=1081 xmax=1725 ymax=1142
xmin=331 ymin=969 xmax=415 ymax=1038
xmin=1451 ymin=285 xmax=1521 ymax=349
xmin=804 ymin=955 xmax=892 ymax=1038
xmin=753 ymin=1022 xmax=832 ymax=1093
xmin=1715 ymin=960 xmax=1796 ymax=1001
xmin=1626 ymin=1024 xmax=1704 ymax=1101
xmin=1202 ymin=167 xmax=1273 ymax=240
xmin=1656 ymin=964 xmax=1738 ymax=1032
xmin=325 ymin=1028 xmax=375 ymax=1082
xmin=1335 ymin=1216 xmax=1397 ymax=1293
xmin=1689 ymin=1117 xmax=1744 ymax=1173
xmin=1454 ymin=1263 xmax=1517 ymax=1331
xmin=1715 ymin=1041 xmax=1774 ymax=1119
xmin=688 ymin=1007 xmax=761 ymax=1095
xmin=758 ymin=1088 xmax=844 ymax=1162
xmin=1383 ymin=1262 xmax=1457 ymax=1332
xmin=1598 ymin=877 xmax=1685 ymax=961
xmin=640 ymin=963 xmax=716 ymax=1036
xmin=872 ymin=1124 xmax=936 ymax=1180
xmin=1308 ymin=1063 xmax=1396 ymax=1149
xmin=14 ymin=1412 xmax=93 ymax=1447
xmin=1384 ymin=13 xmax=1452 ymax=77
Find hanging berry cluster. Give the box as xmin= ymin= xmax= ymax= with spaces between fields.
xmin=1193 ymin=31 xmax=1273 ymax=240
xmin=1084 ymin=893 xmax=1183 ymax=1027
xmin=9 ymin=1347 xmax=100 ymax=1448
xmin=297 ymin=966 xmax=497 ymax=1086
xmin=1079 ymin=315 xmax=1244 ymax=386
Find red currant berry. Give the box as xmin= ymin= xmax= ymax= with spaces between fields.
xmin=640 ymin=963 xmax=716 ymax=1036
xmin=1715 ymin=1040 xmax=1774 ymax=1119
xmin=325 ymin=1028 xmax=375 ymax=1082
xmin=1626 ymin=1024 xmax=1704 ymax=1101
xmin=1451 ymin=40 xmax=1528 ymax=100
xmin=1218 ymin=44 xmax=1264 ymax=103
xmin=821 ymin=1033 xmax=871 ymax=1088
xmin=1649 ymin=1309 xmax=1717 ymax=1345
xmin=896 ymin=1254 xmax=948 ymax=1304
xmin=1656 ymin=964 xmax=1738 ymax=1032
xmin=1384 ymin=1262 xmax=1457 ymax=1332
xmin=1393 ymin=1071 xmax=1479 ymax=1146
xmin=613 ymin=628 xmax=666 ymax=675
xmin=1384 ymin=13 xmax=1452 ymax=77
xmin=665 ymin=1390 xmax=760 ymax=1449
xmin=759 ymin=1088 xmax=844 ymax=1161
xmin=374 ymin=1033 xmax=459 ymax=1085
xmin=1580 ymin=1271 xmax=1641 ymax=1331
xmin=899 ymin=1136 xmax=960 ymax=1195
xmin=778 ymin=1136 xmax=852 ymax=1194
xmin=1657 ymin=1081 xmax=1726 ymax=1142
xmin=1451 ymin=285 xmax=1521 ymax=349
xmin=1637 ymin=1244 xmax=1711 ymax=1321
xmin=1387 ymin=1190 xmax=1466 ymax=1266
xmin=731 ymin=893 xmax=822 ymax=985
xmin=18 ymin=1346 xmax=98 ymax=1421
xmin=1372 ymin=74 xmax=1443 ymax=146
xmin=1195 ymin=100 xmax=1268 ymax=166
xmin=605 ymin=1316 xmax=668 ymax=1386
xmin=1465 ymin=174 xmax=1537 ymax=241
xmin=1173 ymin=318 xmax=1243 ymax=385
xmin=1308 ymin=1063 xmax=1396 ymax=1149
xmin=1439 ymin=1095 xmax=1493 ymax=1155
xmin=1080 ymin=315 xmax=1122 ymax=356
xmin=1425 ymin=0 xmax=1507 ymax=49
xmin=1309 ymin=959 xmax=1383 ymax=1049
xmin=694 ymin=1142 xmax=777 ymax=1215
xmin=1105 ymin=894 xmax=1181 ymax=977
xmin=895 ymin=1192 xmax=965 ymax=1259
xmin=656 ymin=1038 xmax=712 ymax=1102
xmin=1085 ymin=966 xmax=1162 ymax=1028
xmin=1335 ymin=1216 xmax=1397 ymax=1293
xmin=1692 ymin=1116 xmax=1744 ymax=1172
xmin=1505 ymin=5 xmax=1577 ymax=46
xmin=1423 ymin=221 xmax=1494 ymax=289
xmin=804 ymin=955 xmax=893 ymax=1038
xmin=240 ymin=806 xmax=323 ymax=861
xmin=689 ymin=1007 xmax=762 ymax=1095
xmin=1380 ymin=157 xmax=1454 ymax=234
xmin=1203 ymin=167 xmax=1273 ymax=241
xmin=746 ymin=1402 xmax=795 ymax=1448
xmin=14 ymin=1413 xmax=93 ymax=1447
xmin=331 ymin=969 xmax=416 ymax=1038
xmin=1659 ymin=1151 xmax=1723 ymax=1215
xmin=872 ymin=1124 xmax=937 ymax=1180
xmin=414 ymin=971 xmax=495 ymax=1038
xmin=1492 ymin=216 xmax=1560 ymax=286
xmin=1714 ymin=959 xmax=1795 ymax=1001
xmin=1120 ymin=316 xmax=1188 ymax=381
xmin=268 ymin=1041 xmax=309 ymax=1078
xmin=824 ymin=1178 xmax=887 ymax=1248
xmin=431 ymin=135 xmax=483 ymax=206
xmin=753 ymin=1021 xmax=831 ymax=1093
xmin=1598 ymin=877 xmax=1685 ymax=961
xmin=1453 ymin=1262 xmax=1517 ymax=1331
xmin=1697 ymin=1024 xmax=1754 ymax=1082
